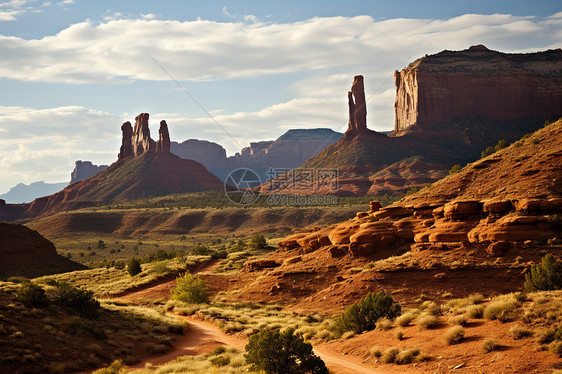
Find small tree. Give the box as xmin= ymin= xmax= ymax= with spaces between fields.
xmin=127 ymin=257 xmax=142 ymax=276
xmin=333 ymin=291 xmax=401 ymax=337
xmin=171 ymin=273 xmax=209 ymax=304
xmin=249 ymin=235 xmax=267 ymax=250
xmin=245 ymin=328 xmax=328 ymax=374
xmin=524 ymin=254 xmax=562 ymax=292
xmin=494 ymin=139 xmax=508 ymax=152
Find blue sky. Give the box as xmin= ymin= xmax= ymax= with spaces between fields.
xmin=0 ymin=0 xmax=561 ymax=193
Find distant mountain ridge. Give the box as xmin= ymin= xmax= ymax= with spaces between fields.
xmin=0 ymin=181 xmax=68 ymax=204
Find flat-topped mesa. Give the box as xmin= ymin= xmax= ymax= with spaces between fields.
xmin=156 ymin=120 xmax=171 ymax=153
xmin=346 ymin=75 xmax=369 ymax=136
xmin=119 ymin=113 xmax=171 ymax=159
xmin=393 ymin=45 xmax=562 ymax=133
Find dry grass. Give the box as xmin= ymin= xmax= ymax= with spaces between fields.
xmin=417 ymin=315 xmax=440 ymax=330
xmin=443 ymin=326 xmax=465 ymax=345
xmin=482 ymin=339 xmax=499 ymax=353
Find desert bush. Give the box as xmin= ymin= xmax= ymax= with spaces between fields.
xmin=466 ymin=304 xmax=485 ymax=319
xmin=509 ymin=325 xmax=531 ymax=339
xmin=341 ymin=331 xmax=355 ymax=340
xmin=396 ymin=312 xmax=415 ymax=327
xmin=381 ymin=348 xmax=399 ymax=363
xmin=369 ymin=347 xmax=382 ymax=358
xmin=210 ymin=355 xmax=230 ymax=367
xmin=535 ymin=329 xmax=556 ymax=345
xmin=52 ymin=282 xmax=100 ymax=315
xmin=417 ymin=352 xmax=431 ymax=362
xmin=483 ymin=301 xmax=515 ymax=322
xmin=92 ymin=360 xmax=123 ymax=374
xmin=249 ymin=235 xmax=268 ymax=250
xmin=171 ymin=273 xmax=209 ymax=304
xmin=444 ymin=326 xmax=465 ymax=345
xmin=482 ymin=339 xmax=499 ymax=353
xmin=417 ymin=315 xmax=440 ymax=330
xmin=395 ymin=348 xmax=420 ymax=364
xmin=448 ymin=314 xmax=468 ymax=326
xmin=15 ymin=282 xmax=48 ymax=307
xmin=514 ymin=292 xmax=527 ymax=302
xmin=376 ymin=317 xmax=393 ymax=330
xmin=524 ymin=254 xmax=562 ymax=291
xmin=481 ymin=145 xmax=495 ymax=158
xmin=127 ymin=257 xmax=142 ymax=276
xmin=448 ymin=164 xmax=463 ymax=175
xmin=332 ymin=291 xmax=401 ymax=337
xmin=468 ymin=293 xmax=485 ymax=304
xmin=419 ymin=301 xmax=441 ymax=316
xmin=555 ymin=325 xmax=562 ymax=341
xmin=244 ymin=328 xmax=328 ymax=374
xmin=494 ymin=139 xmax=508 ymax=152
xmin=395 ymin=330 xmax=404 ymax=340
xmin=550 ymin=341 xmax=562 ymax=356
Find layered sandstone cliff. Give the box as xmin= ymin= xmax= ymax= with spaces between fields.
xmin=119 ymin=113 xmax=171 ymax=159
xmin=394 ymin=45 xmax=562 ymax=133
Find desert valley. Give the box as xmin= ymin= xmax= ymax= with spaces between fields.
xmin=1 ymin=3 xmax=561 ymax=374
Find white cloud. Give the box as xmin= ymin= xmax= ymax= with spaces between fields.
xmin=0 ymin=106 xmax=122 ymax=192
xmin=0 ymin=9 xmax=20 ymax=20
xmin=57 ymin=0 xmax=72 ymax=5
xmin=0 ymin=14 xmax=558 ymax=82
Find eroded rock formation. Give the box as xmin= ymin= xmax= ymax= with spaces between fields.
xmin=156 ymin=120 xmax=171 ymax=153
xmin=394 ymin=45 xmax=562 ymax=133
xmin=70 ymin=161 xmax=108 ymax=184
xmin=119 ymin=113 xmax=171 ymax=159
xmin=346 ymin=75 xmax=369 ymax=135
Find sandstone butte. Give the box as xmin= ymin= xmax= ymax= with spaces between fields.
xmin=0 ymin=113 xmax=224 ymax=221
xmin=222 ymin=118 xmax=561 ymax=312
xmin=264 ymin=45 xmax=562 ymax=196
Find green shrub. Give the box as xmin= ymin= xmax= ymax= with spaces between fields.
xmin=444 ymin=326 xmax=465 ymax=345
xmin=481 ymin=145 xmax=495 ymax=158
xmin=53 ymin=282 xmax=100 ymax=315
xmin=244 ymin=328 xmax=328 ymax=374
xmin=127 ymin=257 xmax=142 ymax=276
xmin=482 ymin=339 xmax=499 ymax=353
xmin=332 ymin=291 xmax=401 ymax=337
xmin=171 ymin=273 xmax=209 ymax=304
xmin=494 ymin=139 xmax=508 ymax=152
xmin=15 ymin=282 xmax=48 ymax=307
xmin=448 ymin=164 xmax=463 ymax=175
xmin=524 ymin=254 xmax=562 ymax=291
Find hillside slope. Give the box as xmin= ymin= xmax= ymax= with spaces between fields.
xmin=0 ymin=222 xmax=85 ymax=278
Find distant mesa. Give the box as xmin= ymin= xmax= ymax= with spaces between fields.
xmin=0 ymin=113 xmax=224 ymax=221
xmin=265 ymin=46 xmax=562 ymax=196
xmin=70 ymin=161 xmax=108 ymax=184
xmin=0 ymin=222 xmax=86 ymax=279
xmin=393 ymin=45 xmax=562 ymax=134
xmin=171 ymin=129 xmax=343 ymax=182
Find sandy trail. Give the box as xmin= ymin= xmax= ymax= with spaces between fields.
xmin=111 ymin=259 xmax=384 ymax=373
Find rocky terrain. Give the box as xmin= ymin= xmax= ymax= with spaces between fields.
xmin=70 ymin=160 xmax=108 ymax=184
xmin=264 ymin=64 xmax=549 ymax=196
xmin=0 ymin=222 xmax=85 ymax=278
xmin=394 ymin=45 xmax=562 ymax=133
xmin=0 ymin=113 xmax=224 ymax=221
xmin=225 ymin=119 xmax=562 ymax=311
xmin=171 ymin=128 xmax=342 ymax=182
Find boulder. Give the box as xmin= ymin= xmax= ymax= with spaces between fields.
xmin=514 ymin=198 xmax=541 ymax=213
xmin=483 ymin=199 xmax=513 ymax=215
xmin=369 ymin=201 xmax=382 ymax=212
xmin=243 ymin=259 xmax=280 ymax=272
xmin=329 ymin=222 xmax=360 ymax=244
xmin=486 ymin=241 xmax=510 ymax=256
xmin=443 ymin=200 xmax=482 ymax=220
xmin=373 ymin=206 xmax=412 ymax=219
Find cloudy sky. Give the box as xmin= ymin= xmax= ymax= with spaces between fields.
xmin=0 ymin=0 xmax=561 ymax=193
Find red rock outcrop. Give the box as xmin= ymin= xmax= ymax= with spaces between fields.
xmin=393 ymin=45 xmax=562 ymax=133
xmin=119 ymin=121 xmax=133 ymax=159
xmin=347 ymin=75 xmax=368 ymax=134
xmin=132 ymin=113 xmax=156 ymax=156
xmin=156 ymin=120 xmax=171 ymax=153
